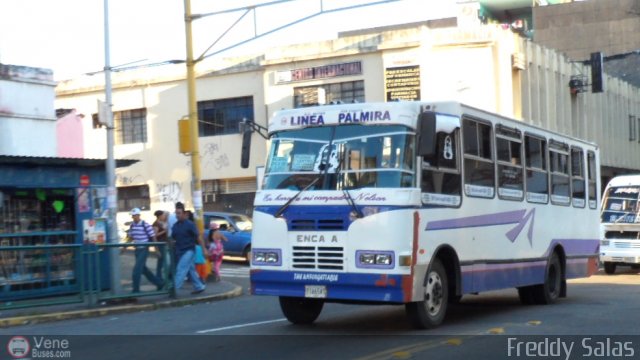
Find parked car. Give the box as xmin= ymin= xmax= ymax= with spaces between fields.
xmin=203 ymin=212 xmax=253 ymax=262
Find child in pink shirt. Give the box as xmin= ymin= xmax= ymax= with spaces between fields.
xmin=207 ymin=222 xmax=228 ymax=282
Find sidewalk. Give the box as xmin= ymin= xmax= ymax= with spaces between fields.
xmin=0 ymin=251 xmax=243 ymax=329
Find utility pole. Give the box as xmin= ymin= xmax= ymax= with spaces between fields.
xmin=104 ymin=0 xmax=121 ymax=293
xmin=184 ymin=0 xmax=205 ymax=234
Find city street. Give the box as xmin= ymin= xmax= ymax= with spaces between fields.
xmin=2 ymin=264 xmax=639 ymax=359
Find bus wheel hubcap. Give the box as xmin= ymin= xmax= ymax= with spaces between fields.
xmin=425 ymin=271 xmax=443 ymax=316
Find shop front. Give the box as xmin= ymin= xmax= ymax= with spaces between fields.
xmin=0 ymin=155 xmax=134 ymax=301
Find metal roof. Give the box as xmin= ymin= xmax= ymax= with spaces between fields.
xmin=0 ymin=155 xmax=137 ymax=168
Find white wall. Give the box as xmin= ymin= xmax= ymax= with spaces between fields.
xmin=0 ymin=66 xmax=57 ymax=156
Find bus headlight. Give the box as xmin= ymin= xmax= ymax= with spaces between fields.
xmin=375 ymin=254 xmax=392 ymax=265
xmin=252 ymin=249 xmax=282 ymax=266
xmin=356 ymin=251 xmax=394 ymax=269
xmin=601 ymin=240 xmax=610 ymax=246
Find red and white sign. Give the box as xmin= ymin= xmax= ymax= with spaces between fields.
xmin=79 ymin=175 xmax=90 ymax=187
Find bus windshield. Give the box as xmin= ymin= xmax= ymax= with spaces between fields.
xmin=601 ymin=186 xmax=640 ymax=223
xmin=263 ymin=125 xmax=415 ymax=190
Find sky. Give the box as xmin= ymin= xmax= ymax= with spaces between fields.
xmin=0 ymin=0 xmax=457 ymax=81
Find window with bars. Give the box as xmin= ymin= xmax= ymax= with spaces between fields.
xmin=198 ymin=96 xmax=254 ymax=137
xmin=294 ymin=80 xmax=364 ymax=108
xmin=114 ymin=108 xmax=147 ymax=145
xmin=117 ymin=185 xmax=150 ymax=212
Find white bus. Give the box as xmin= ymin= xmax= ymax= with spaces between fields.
xmin=245 ymin=101 xmax=601 ymax=328
xmin=600 ymin=174 xmax=640 ymax=274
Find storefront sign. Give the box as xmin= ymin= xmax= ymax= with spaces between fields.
xmin=276 ymin=61 xmax=362 ymax=84
xmin=385 ymin=65 xmax=420 ymax=101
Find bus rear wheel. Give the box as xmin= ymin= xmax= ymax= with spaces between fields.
xmin=279 ymin=296 xmax=324 ymax=325
xmin=405 ymin=258 xmax=448 ymax=329
xmin=604 ymin=262 xmax=617 ymax=274
xmin=531 ymin=253 xmax=562 ymax=304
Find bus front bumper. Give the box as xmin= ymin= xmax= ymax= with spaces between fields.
xmin=250 ymin=269 xmax=411 ymax=303
xmin=600 ymin=248 xmax=640 ymax=264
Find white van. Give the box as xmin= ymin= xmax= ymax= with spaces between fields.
xmin=600 ymin=175 xmax=640 ymax=274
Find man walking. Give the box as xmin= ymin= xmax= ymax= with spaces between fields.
xmin=129 ymin=208 xmax=164 ymax=292
xmin=171 ymin=204 xmax=206 ymax=294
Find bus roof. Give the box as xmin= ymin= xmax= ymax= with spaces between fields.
xmin=605 ymin=174 xmax=640 ymax=188
xmin=267 ymin=101 xmax=424 ymax=134
xmin=267 ymin=100 xmax=599 ymax=150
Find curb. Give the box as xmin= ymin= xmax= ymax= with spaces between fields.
xmin=0 ymin=284 xmax=243 ymax=329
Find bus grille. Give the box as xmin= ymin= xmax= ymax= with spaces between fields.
xmin=612 ymin=241 xmax=640 ymax=249
xmin=605 ymin=231 xmax=640 ymax=240
xmin=291 ymin=246 xmax=344 ymax=270
xmin=290 ymin=219 xmax=345 ymax=231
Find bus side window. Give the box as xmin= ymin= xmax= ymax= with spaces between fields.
xmin=421 ymin=129 xmax=461 ymax=200
xmin=587 ymin=151 xmax=598 ymax=209
xmin=549 ymin=142 xmax=571 ymax=206
xmin=462 ymin=118 xmax=495 ymax=198
xmin=524 ymin=134 xmax=549 ymax=203
xmin=571 ymin=147 xmax=586 ymax=208
xmin=496 ymin=133 xmax=524 ymax=201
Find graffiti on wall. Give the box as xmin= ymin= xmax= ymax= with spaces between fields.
xmin=190 ymin=143 xmax=231 ymax=170
xmin=157 ymin=181 xmax=183 ymax=203
xmin=116 ymin=174 xmax=143 ymax=186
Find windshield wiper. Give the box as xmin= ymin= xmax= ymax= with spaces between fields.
xmin=343 ymin=188 xmax=363 ymax=218
xmin=274 ymin=174 xmax=322 ymax=218
xmin=334 ymin=152 xmax=363 ymax=219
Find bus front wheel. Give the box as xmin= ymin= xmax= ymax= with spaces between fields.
xmin=279 ymin=296 xmax=324 ymax=325
xmin=604 ymin=262 xmax=617 ymax=274
xmin=405 ymin=258 xmax=448 ymax=329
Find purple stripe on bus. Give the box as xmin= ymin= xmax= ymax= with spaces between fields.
xmin=546 ymin=239 xmax=600 ymax=257
xmin=459 ymin=257 xmax=593 ymax=293
xmin=425 ymin=209 xmax=526 ymax=231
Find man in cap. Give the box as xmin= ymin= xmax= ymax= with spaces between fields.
xmin=129 ymin=208 xmax=164 ymax=292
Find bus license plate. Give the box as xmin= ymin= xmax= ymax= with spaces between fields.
xmin=305 ymin=285 xmax=327 ymax=298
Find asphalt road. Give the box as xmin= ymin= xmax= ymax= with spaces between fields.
xmin=2 ymin=265 xmax=640 ymax=360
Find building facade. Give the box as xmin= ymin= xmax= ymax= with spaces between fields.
xmin=54 ymin=20 xmax=640 ymax=228
xmin=0 ymin=64 xmax=57 ymax=156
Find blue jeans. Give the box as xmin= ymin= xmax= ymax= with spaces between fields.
xmin=155 ymin=243 xmax=167 ymax=280
xmin=174 ymin=249 xmax=205 ymax=292
xmin=132 ymin=246 xmax=163 ymax=292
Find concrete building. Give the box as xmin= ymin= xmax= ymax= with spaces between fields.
xmin=54 ymin=18 xmax=640 ymax=227
xmin=533 ymin=0 xmax=640 ymax=61
xmin=0 ymin=64 xmax=57 ymax=156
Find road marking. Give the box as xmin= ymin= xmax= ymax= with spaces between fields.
xmin=219 ymin=267 xmax=250 ymax=278
xmin=196 ymin=318 xmax=287 ymax=334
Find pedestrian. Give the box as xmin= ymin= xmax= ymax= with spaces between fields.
xmin=129 ymin=208 xmax=164 ymax=292
xmin=167 ymin=201 xmax=183 ymax=239
xmin=152 ymin=210 xmax=170 ymax=281
xmin=207 ymin=222 xmax=228 ymax=282
xmin=170 ymin=204 xmax=206 ymax=294
xmin=194 ymin=241 xmax=209 ymax=281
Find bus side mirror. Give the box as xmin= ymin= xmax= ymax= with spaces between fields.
xmin=241 ymin=130 xmax=252 ymax=168
xmin=417 ymin=112 xmax=436 ymax=157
